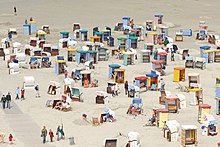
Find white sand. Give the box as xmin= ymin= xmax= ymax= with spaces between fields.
xmin=0 ymin=0 xmax=220 ymax=147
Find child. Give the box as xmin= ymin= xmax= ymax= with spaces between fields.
xmin=9 ymin=134 xmax=13 ymax=144
xmin=49 ymin=129 xmax=54 ymax=142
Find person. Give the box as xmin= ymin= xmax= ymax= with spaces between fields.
xmin=56 ymin=124 xmax=64 ymax=141
xmin=8 ymin=134 xmax=13 ymax=144
xmin=84 ymin=77 xmax=89 ymax=88
xmin=15 ymin=87 xmax=20 ymax=100
xmin=149 ymin=114 xmax=156 ymax=125
xmin=49 ymin=129 xmax=54 ymax=142
xmin=25 ymin=19 xmax=27 ymax=24
xmin=13 ymin=7 xmax=17 ymax=15
xmin=41 ymin=126 xmax=47 ymax=144
xmin=154 ymin=48 xmax=158 ymax=60
xmin=164 ymin=37 xmax=169 ymax=47
xmin=66 ymin=86 xmax=71 ymax=97
xmin=6 ymin=92 xmax=11 ymax=109
xmin=30 ymin=17 xmax=33 ymax=21
xmin=1 ymin=95 xmax=6 ymax=109
xmin=90 ymin=79 xmax=98 ymax=87
xmin=21 ymin=88 xmax=25 ymax=100
xmin=112 ymin=84 xmax=118 ymax=97
xmin=171 ymin=49 xmax=175 ymax=61
xmin=60 ymin=124 xmax=65 ymax=139
xmin=124 ymin=81 xmax=128 ymax=95
xmin=146 ymin=24 xmax=152 ymax=31
xmin=35 ymin=84 xmax=40 ymax=98
xmin=64 ymin=72 xmax=68 ymax=79
xmin=160 ymin=78 xmax=165 ymax=91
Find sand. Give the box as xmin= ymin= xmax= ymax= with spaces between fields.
xmin=0 ymin=0 xmax=220 ymax=146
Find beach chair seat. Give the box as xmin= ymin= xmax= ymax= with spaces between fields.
xmin=150 ymin=84 xmax=157 ymax=91
xmin=92 ymin=117 xmax=100 ymax=126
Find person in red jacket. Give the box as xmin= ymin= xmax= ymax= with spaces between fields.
xmin=21 ymin=88 xmax=25 ymax=100
xmin=9 ymin=134 xmax=13 ymax=144
xmin=49 ymin=129 xmax=54 ymax=142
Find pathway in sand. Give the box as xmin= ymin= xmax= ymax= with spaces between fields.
xmin=1 ymin=100 xmax=55 ymax=147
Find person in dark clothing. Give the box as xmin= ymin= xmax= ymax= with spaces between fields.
xmin=14 ymin=7 xmax=17 ymax=15
xmin=35 ymin=84 xmax=40 ymax=98
xmin=171 ymin=49 xmax=175 ymax=61
xmin=41 ymin=126 xmax=47 ymax=144
xmin=124 ymin=81 xmax=128 ymax=95
xmin=6 ymin=92 xmax=11 ymax=109
xmin=1 ymin=95 xmax=6 ymax=109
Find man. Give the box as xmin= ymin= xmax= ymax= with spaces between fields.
xmin=41 ymin=126 xmax=47 ymax=144
xmin=6 ymin=92 xmax=11 ymax=109
xmin=124 ymin=81 xmax=128 ymax=95
xmin=13 ymin=7 xmax=17 ymax=15
xmin=15 ymin=87 xmax=20 ymax=100
xmin=160 ymin=78 xmax=165 ymax=91
xmin=35 ymin=84 xmax=40 ymax=98
xmin=1 ymin=95 xmax=6 ymax=109
xmin=171 ymin=49 xmax=175 ymax=61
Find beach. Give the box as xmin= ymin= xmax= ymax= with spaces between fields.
xmin=0 ymin=0 xmax=220 ymax=146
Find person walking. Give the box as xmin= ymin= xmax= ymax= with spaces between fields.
xmin=15 ymin=87 xmax=20 ymax=100
xmin=56 ymin=124 xmax=65 ymax=141
xmin=160 ymin=78 xmax=166 ymax=91
xmin=171 ymin=49 xmax=175 ymax=61
xmin=1 ymin=95 xmax=6 ymax=109
xmin=8 ymin=134 xmax=13 ymax=144
xmin=60 ymin=124 xmax=65 ymax=140
xmin=35 ymin=84 xmax=40 ymax=98
xmin=49 ymin=129 xmax=54 ymax=142
xmin=41 ymin=126 xmax=47 ymax=144
xmin=56 ymin=125 xmax=61 ymax=141
xmin=124 ymin=81 xmax=128 ymax=95
xmin=6 ymin=92 xmax=11 ymax=109
xmin=21 ymin=88 xmax=25 ymax=100
xmin=13 ymin=7 xmax=17 ymax=15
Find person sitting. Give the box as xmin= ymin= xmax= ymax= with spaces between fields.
xmin=54 ymin=100 xmax=62 ymax=110
xmin=149 ymin=114 xmax=156 ymax=125
xmin=90 ymin=79 xmax=98 ymax=88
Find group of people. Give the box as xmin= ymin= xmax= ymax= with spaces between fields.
xmin=41 ymin=125 xmax=65 ymax=144
xmin=15 ymin=87 xmax=25 ymax=100
xmin=1 ymin=92 xmax=11 ymax=109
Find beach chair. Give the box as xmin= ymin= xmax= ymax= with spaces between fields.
xmin=194 ymin=57 xmax=206 ymax=70
xmin=126 ymin=132 xmax=141 ymax=147
xmin=127 ymin=98 xmax=142 ymax=115
xmin=103 ymin=138 xmax=117 ymax=147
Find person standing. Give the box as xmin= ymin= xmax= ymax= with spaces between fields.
xmin=14 ymin=7 xmax=17 ymax=15
xmin=56 ymin=125 xmax=61 ymax=141
xmin=35 ymin=84 xmax=40 ymax=98
xmin=124 ymin=81 xmax=128 ymax=95
xmin=60 ymin=124 xmax=65 ymax=140
xmin=49 ymin=129 xmax=54 ymax=142
xmin=160 ymin=78 xmax=165 ymax=91
xmin=6 ymin=92 xmax=11 ymax=109
xmin=171 ymin=49 xmax=175 ymax=61
xmin=41 ymin=126 xmax=47 ymax=144
xmin=1 ymin=95 xmax=6 ymax=109
xmin=15 ymin=87 xmax=20 ymax=100
xmin=8 ymin=134 xmax=13 ymax=144
xmin=21 ymin=88 xmax=25 ymax=100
